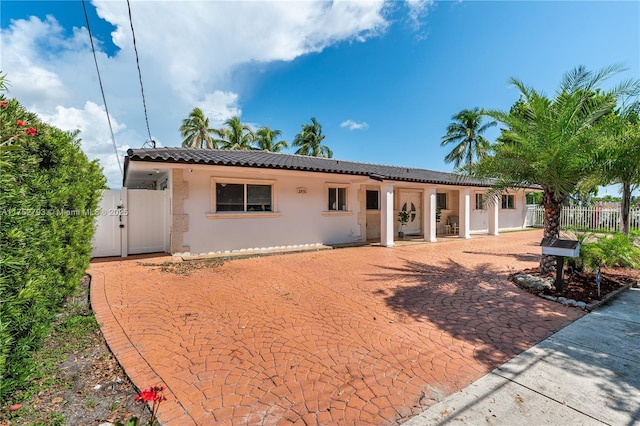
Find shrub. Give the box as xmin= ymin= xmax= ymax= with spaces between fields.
xmin=580 ymin=233 xmax=640 ymax=271
xmin=0 ymin=77 xmax=106 ymax=400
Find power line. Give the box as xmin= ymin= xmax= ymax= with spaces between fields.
xmin=81 ymin=0 xmax=123 ymax=176
xmin=127 ymin=0 xmax=155 ymax=148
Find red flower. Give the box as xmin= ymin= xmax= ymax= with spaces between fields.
xmin=16 ymin=119 xmax=25 ymax=127
xmin=0 ymin=101 xmax=7 ymax=108
xmin=135 ymin=385 xmax=166 ymax=403
xmin=27 ymin=127 xmax=37 ymax=136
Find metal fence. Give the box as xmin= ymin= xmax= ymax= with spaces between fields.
xmin=525 ymin=205 xmax=640 ymax=233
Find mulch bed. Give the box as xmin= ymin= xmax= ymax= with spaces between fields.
xmin=515 ymin=266 xmax=639 ymax=306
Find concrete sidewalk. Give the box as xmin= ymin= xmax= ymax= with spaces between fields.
xmin=404 ymin=288 xmax=640 ymax=426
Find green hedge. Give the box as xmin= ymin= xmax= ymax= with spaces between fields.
xmin=0 ymin=85 xmax=106 ymax=400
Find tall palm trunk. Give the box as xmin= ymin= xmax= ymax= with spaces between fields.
xmin=621 ymin=182 xmax=631 ymax=236
xmin=540 ymin=188 xmax=562 ymax=273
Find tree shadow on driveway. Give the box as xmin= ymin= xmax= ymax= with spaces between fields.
xmin=368 ymin=258 xmax=583 ymax=369
xmin=461 ymin=250 xmax=540 ymax=263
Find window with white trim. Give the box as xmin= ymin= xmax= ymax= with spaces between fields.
xmin=475 ymin=193 xmax=485 ymax=210
xmin=436 ymin=193 xmax=447 ymax=210
xmin=327 ymin=185 xmax=348 ymax=211
xmin=212 ymin=179 xmax=275 ymax=213
xmin=501 ymin=194 xmax=515 ymax=210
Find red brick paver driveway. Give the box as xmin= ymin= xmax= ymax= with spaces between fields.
xmin=89 ymin=230 xmax=583 ymax=425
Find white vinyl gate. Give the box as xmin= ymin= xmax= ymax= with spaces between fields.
xmin=92 ymin=189 xmax=169 ymax=257
xmin=92 ymin=189 xmax=123 ymax=257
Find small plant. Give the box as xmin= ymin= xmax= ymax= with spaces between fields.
xmin=83 ymin=397 xmax=97 ymax=409
xmin=561 ymin=228 xmax=595 ymax=273
xmin=398 ymin=211 xmax=410 ymax=227
xmin=116 ymin=385 xmax=167 ymax=426
xmin=398 ymin=211 xmax=410 ymax=237
xmin=580 ymin=233 xmax=640 ymax=271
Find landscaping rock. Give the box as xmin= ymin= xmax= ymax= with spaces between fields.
xmin=512 ymin=273 xmax=554 ymax=292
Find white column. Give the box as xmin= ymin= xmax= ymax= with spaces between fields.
xmin=380 ymin=184 xmax=395 ymax=247
xmin=488 ymin=194 xmax=499 ymax=236
xmin=459 ymin=189 xmax=471 ymax=239
xmin=424 ymin=187 xmax=437 ymax=242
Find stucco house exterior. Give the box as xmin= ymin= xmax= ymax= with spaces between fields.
xmin=123 ymin=148 xmax=533 ymax=257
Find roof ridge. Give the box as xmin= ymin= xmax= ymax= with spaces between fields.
xmin=127 ymin=147 xmax=453 ymax=174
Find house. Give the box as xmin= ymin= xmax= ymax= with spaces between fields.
xmin=122 ymin=148 xmax=533 ymax=257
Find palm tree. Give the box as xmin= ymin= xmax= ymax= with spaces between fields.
xmin=597 ymin=108 xmax=640 ymax=235
xmin=218 ymin=116 xmax=256 ymax=150
xmin=440 ymin=108 xmax=496 ymax=168
xmin=180 ymin=107 xmax=218 ymax=149
xmin=256 ymin=126 xmax=288 ymax=152
xmin=465 ymin=64 xmax=637 ymax=273
xmin=292 ymin=117 xmax=332 ymax=158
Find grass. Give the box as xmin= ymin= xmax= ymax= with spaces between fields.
xmin=1 ymin=280 xmax=100 ymax=425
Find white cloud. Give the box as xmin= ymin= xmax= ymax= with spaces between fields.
xmin=405 ymin=0 xmax=434 ymax=34
xmin=341 ymin=119 xmax=369 ymax=131
xmin=0 ymin=0 xmax=428 ymax=187
xmin=91 ymin=0 xmax=389 ymax=102
xmin=199 ymin=91 xmax=242 ymax=128
xmin=38 ymin=102 xmax=129 ymax=187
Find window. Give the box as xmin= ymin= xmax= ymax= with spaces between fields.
xmin=328 ymin=185 xmax=348 ymax=211
xmin=501 ymin=194 xmax=515 ymax=210
xmin=213 ymin=179 xmax=274 ymax=212
xmin=475 ymin=193 xmax=485 ymax=210
xmin=366 ymin=190 xmax=379 ymax=210
xmin=247 ymin=184 xmax=272 ymax=211
xmin=526 ymin=192 xmax=542 ymax=205
xmin=436 ymin=193 xmax=447 ymax=210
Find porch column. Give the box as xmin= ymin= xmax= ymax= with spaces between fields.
xmin=459 ymin=189 xmax=471 ymax=239
xmin=488 ymin=194 xmax=499 ymax=236
xmin=424 ymin=187 xmax=437 ymax=242
xmin=380 ymin=184 xmax=395 ymax=247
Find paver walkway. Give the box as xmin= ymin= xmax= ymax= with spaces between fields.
xmin=89 ymin=230 xmax=583 ymax=425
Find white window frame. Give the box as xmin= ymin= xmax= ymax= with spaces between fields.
xmin=324 ymin=183 xmax=352 ymax=216
xmin=501 ymin=194 xmax=516 ymax=210
xmin=436 ymin=193 xmax=447 ymax=210
xmin=475 ymin=193 xmax=485 ymax=210
xmin=207 ymin=177 xmax=280 ymax=219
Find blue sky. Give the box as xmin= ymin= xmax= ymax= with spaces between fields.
xmin=1 ymin=1 xmax=639 ymax=193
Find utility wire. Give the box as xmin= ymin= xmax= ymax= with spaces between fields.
xmin=127 ymin=0 xmax=155 ymax=148
xmin=81 ymin=0 xmax=123 ymax=176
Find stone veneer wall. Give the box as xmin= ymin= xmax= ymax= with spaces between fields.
xmin=171 ymin=168 xmax=190 ymax=254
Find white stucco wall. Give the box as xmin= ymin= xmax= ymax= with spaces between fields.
xmin=180 ymin=166 xmax=365 ymax=255
xmin=497 ymin=191 xmax=529 ymax=232
xmin=467 ymin=191 xmax=529 ymax=234
xmin=125 ymin=162 xmax=535 ymax=254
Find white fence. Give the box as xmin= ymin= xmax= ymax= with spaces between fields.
xmin=525 ymin=205 xmax=640 ymax=232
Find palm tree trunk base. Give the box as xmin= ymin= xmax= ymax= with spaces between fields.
xmin=540 ymin=254 xmax=557 ymax=275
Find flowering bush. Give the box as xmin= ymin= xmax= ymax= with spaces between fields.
xmin=0 ymin=71 xmax=106 ymax=400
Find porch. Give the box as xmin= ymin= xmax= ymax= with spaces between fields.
xmin=363 ymin=185 xmax=501 ymax=247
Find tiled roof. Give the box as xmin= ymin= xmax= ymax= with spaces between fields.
xmin=126 ymin=148 xmax=493 ymax=187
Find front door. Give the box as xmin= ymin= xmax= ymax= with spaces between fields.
xmin=400 ymin=191 xmax=421 ymax=235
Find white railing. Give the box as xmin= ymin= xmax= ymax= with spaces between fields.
xmin=525 ymin=205 xmax=640 ymax=233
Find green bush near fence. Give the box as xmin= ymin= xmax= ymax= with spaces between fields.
xmin=580 ymin=234 xmax=640 ymax=271
xmin=0 ymin=82 xmax=106 ymax=400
